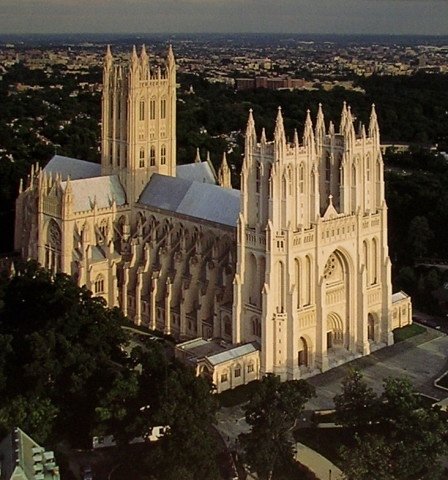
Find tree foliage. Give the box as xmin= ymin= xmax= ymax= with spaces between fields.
xmin=239 ymin=374 xmax=315 ymax=480
xmin=335 ymin=371 xmax=447 ymax=479
xmin=0 ymin=261 xmax=129 ymax=445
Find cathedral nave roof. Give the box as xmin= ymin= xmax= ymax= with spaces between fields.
xmin=176 ymin=161 xmax=216 ymax=184
xmin=138 ymin=174 xmax=240 ymax=228
xmin=61 ymin=175 xmax=127 ymax=213
xmin=44 ymin=154 xmax=102 ymax=180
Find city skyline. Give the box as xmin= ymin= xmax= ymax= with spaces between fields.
xmin=2 ymin=0 xmax=448 ymax=36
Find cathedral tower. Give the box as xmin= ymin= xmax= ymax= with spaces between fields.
xmin=233 ymin=104 xmax=393 ymax=380
xmin=101 ymin=45 xmax=176 ymax=204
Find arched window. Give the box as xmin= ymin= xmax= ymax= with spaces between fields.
xmin=45 ymin=219 xmax=62 ymax=273
xmin=160 ymin=145 xmax=166 ymax=165
xmin=325 ymin=155 xmax=331 ymax=182
xmin=94 ymin=274 xmax=105 ymax=294
xmin=139 ymin=99 xmax=145 ymax=121
xmin=299 ymin=164 xmax=304 ymax=194
xmin=99 ymin=219 xmax=108 ymax=242
xmin=298 ymin=337 xmax=308 ymax=366
xmin=160 ymin=98 xmax=166 ymax=119
xmin=278 ymin=261 xmax=285 ymax=312
xmin=304 ymin=256 xmax=311 ymax=306
xmin=255 ymin=162 xmax=261 ymax=193
xmin=366 ymin=154 xmax=371 ymax=181
xmin=372 ymin=238 xmax=378 ymax=284
xmin=223 ymin=316 xmax=232 ymax=336
xmin=150 ymin=98 xmax=156 ymax=120
xmin=295 ymin=259 xmax=301 ymax=308
xmin=252 ymin=317 xmax=261 ymax=337
xmin=150 ymin=146 xmax=156 ymax=166
xmin=139 ymin=147 xmax=145 ymax=168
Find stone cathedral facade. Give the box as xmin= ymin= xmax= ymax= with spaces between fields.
xmin=15 ymin=46 xmax=411 ymax=391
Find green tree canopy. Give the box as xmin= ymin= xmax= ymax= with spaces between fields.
xmin=239 ymin=374 xmax=315 ymax=480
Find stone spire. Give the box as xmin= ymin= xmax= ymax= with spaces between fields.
xmin=130 ymin=45 xmax=138 ymax=70
xmin=303 ymin=109 xmax=314 ymax=147
xmin=369 ymin=103 xmax=379 ymax=141
xmin=104 ymin=44 xmax=113 ymax=70
xmin=260 ymin=127 xmax=267 ymax=145
xmin=140 ymin=44 xmax=149 ymax=70
xmin=218 ymin=152 xmax=232 ymax=188
xmin=315 ymin=103 xmax=325 ymax=140
xmin=167 ymin=44 xmax=175 ymax=68
xmin=274 ymin=106 xmax=285 ymax=142
xmin=339 ymin=101 xmax=348 ymax=133
xmin=274 ymin=107 xmax=286 ymax=162
xmin=293 ymin=128 xmax=299 ymax=148
xmin=195 ymin=147 xmax=201 ymax=163
xmin=246 ymin=108 xmax=256 ymax=141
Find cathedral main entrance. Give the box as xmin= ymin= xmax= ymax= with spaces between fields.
xmin=323 ymin=250 xmax=351 ymax=358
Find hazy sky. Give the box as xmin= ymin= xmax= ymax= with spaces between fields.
xmin=1 ymin=0 xmax=448 ymax=35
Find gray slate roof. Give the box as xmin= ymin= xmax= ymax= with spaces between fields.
xmin=44 ymin=154 xmax=101 ymax=180
xmin=62 ymin=175 xmax=127 ymax=213
xmin=176 ymin=161 xmax=216 ymax=184
xmin=138 ymin=174 xmax=240 ymax=228
xmin=207 ymin=342 xmax=260 ymax=366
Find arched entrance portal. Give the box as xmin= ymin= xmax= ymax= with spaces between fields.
xmin=368 ymin=313 xmax=376 ymax=341
xmin=324 ymin=249 xmax=352 ymax=355
xmin=298 ymin=337 xmax=309 ymax=367
xmin=327 ymin=312 xmax=344 ymax=349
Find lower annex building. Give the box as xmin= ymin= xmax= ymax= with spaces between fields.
xmin=15 ymin=46 xmax=411 ymax=392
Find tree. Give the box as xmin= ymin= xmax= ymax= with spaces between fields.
xmin=0 ymin=261 xmax=129 ymax=445
xmin=407 ymin=216 xmax=434 ymax=259
xmin=239 ymin=374 xmax=315 ymax=480
xmin=334 ymin=368 xmax=378 ymax=430
xmin=340 ymin=433 xmax=394 ymax=480
xmin=335 ymin=373 xmax=448 ymax=479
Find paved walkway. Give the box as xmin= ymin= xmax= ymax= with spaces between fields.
xmin=296 ymin=443 xmax=343 ymax=480
xmin=307 ymin=328 xmax=448 ymax=409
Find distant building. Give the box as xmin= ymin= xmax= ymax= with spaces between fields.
xmin=236 ymin=76 xmax=305 ymax=91
xmin=0 ymin=427 xmax=60 ymax=480
xmin=15 ymin=46 xmax=411 ymax=392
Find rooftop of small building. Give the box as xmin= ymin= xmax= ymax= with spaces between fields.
xmin=392 ymin=291 xmax=410 ymax=303
xmin=176 ymin=338 xmax=260 ymax=367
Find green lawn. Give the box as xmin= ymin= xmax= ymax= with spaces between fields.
xmin=393 ymin=323 xmax=426 ymax=343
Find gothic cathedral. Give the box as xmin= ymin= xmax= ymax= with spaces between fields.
xmin=15 ymin=46 xmax=411 ymax=391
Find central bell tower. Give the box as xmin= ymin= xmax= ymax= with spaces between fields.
xmin=101 ymin=44 xmax=176 ymax=204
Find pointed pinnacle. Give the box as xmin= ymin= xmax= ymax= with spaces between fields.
xmin=195 ymin=147 xmax=201 ymax=163
xmin=274 ymin=106 xmax=285 ymax=137
xmin=131 ymin=45 xmax=138 ymax=62
xmin=260 ymin=127 xmax=267 ymax=143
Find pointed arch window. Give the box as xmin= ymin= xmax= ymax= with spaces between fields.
xmin=150 ymin=98 xmax=156 ymax=120
xmin=139 ymin=147 xmax=145 ymax=168
xmin=161 ymin=145 xmax=166 ymax=165
xmin=150 ymin=146 xmax=156 ymax=166
xmin=366 ymin=154 xmax=371 ymax=181
xmin=94 ymin=274 xmax=105 ymax=294
xmin=139 ymin=99 xmax=145 ymax=121
xmin=256 ymin=162 xmax=261 ymax=193
xmin=325 ymin=155 xmax=331 ymax=182
xmin=160 ymin=98 xmax=166 ymax=119
xmin=299 ymin=164 xmax=304 ymax=194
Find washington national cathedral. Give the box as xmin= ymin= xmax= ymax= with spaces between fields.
xmin=15 ymin=46 xmax=411 ymax=392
